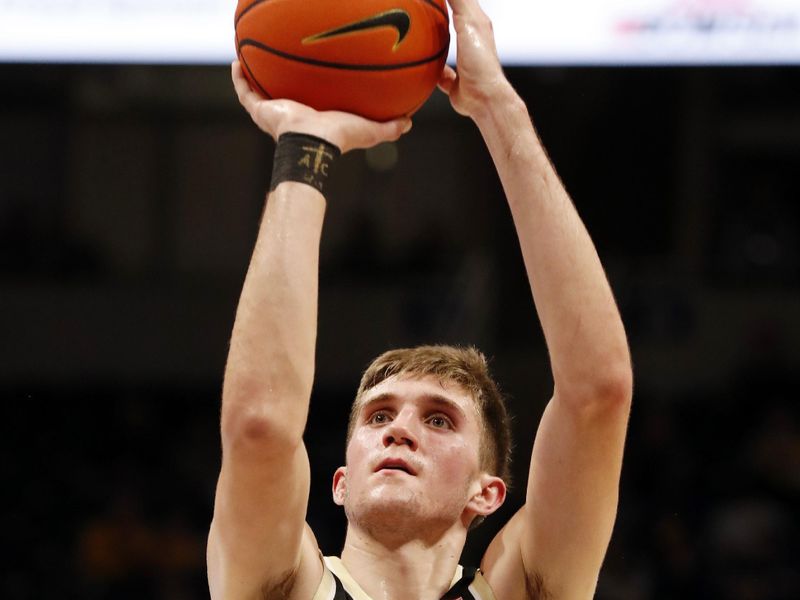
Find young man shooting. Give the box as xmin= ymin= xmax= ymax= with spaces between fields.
xmin=208 ymin=1 xmax=632 ymax=598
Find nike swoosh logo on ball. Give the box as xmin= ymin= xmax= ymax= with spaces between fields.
xmin=302 ymin=9 xmax=411 ymax=51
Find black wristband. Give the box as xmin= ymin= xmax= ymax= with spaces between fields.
xmin=269 ymin=132 xmax=342 ymax=194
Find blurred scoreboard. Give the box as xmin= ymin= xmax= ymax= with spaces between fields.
xmin=1 ymin=0 xmax=799 ymax=65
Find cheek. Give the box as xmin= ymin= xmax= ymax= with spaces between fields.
xmin=433 ymin=438 xmax=479 ymax=483
xmin=346 ymin=429 xmax=378 ymax=473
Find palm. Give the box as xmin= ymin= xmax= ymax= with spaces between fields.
xmin=232 ymin=62 xmax=410 ymax=153
xmin=440 ymin=0 xmax=505 ymax=118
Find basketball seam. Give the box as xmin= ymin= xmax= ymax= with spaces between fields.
xmin=238 ymin=38 xmax=448 ymax=71
xmin=240 ymin=56 xmax=275 ymax=100
xmin=236 ymin=0 xmax=449 ymax=28
xmin=235 ymin=0 xmax=270 ymax=27
xmin=235 ymin=29 xmax=274 ymax=99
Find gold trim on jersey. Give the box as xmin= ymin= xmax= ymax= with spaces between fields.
xmin=315 ymin=556 xmax=496 ymax=600
xmin=467 ymin=568 xmax=495 ymax=600
xmin=311 ymin=560 xmax=337 ymax=600
xmin=324 ymin=556 xmax=371 ymax=600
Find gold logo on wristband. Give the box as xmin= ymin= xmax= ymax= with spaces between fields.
xmin=270 ymin=134 xmax=339 ymax=193
xmin=297 ymin=144 xmax=335 ymax=190
xmin=298 ymin=143 xmax=334 ymax=181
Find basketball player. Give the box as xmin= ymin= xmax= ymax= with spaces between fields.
xmin=209 ymin=0 xmax=632 ymax=598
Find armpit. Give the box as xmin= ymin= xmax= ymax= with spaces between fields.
xmin=261 ymin=568 xmax=298 ymax=600
xmin=525 ymin=570 xmax=551 ymax=600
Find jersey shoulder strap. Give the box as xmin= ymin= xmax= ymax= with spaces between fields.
xmin=441 ymin=566 xmax=496 ymax=600
xmin=314 ymin=557 xmax=496 ymax=600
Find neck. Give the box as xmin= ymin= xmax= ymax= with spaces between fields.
xmin=340 ymin=522 xmax=467 ymax=600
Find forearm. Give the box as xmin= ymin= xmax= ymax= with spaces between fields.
xmin=222 ymin=182 xmax=326 ymax=439
xmin=222 ymin=57 xmax=408 ymax=444
xmin=475 ymin=86 xmax=631 ymax=405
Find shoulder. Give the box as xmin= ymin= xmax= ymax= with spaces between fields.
xmin=481 ymin=510 xmax=552 ymax=600
xmin=210 ymin=537 xmax=324 ymax=600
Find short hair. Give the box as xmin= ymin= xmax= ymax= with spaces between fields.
xmin=346 ymin=345 xmax=513 ymax=488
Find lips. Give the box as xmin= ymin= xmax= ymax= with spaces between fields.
xmin=375 ymin=457 xmax=417 ymax=476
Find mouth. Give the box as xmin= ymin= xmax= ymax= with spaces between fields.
xmin=375 ymin=458 xmax=417 ymax=476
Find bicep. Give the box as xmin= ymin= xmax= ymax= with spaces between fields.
xmin=525 ymin=395 xmax=630 ymax=595
xmin=207 ymin=433 xmax=317 ymax=599
xmin=484 ymin=394 xmax=630 ymax=599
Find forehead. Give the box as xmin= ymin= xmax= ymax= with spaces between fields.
xmin=356 ymin=374 xmax=479 ymax=419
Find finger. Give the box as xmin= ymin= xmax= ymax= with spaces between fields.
xmin=231 ymin=60 xmax=248 ymax=95
xmin=231 ymin=60 xmax=265 ymax=109
xmin=391 ymin=117 xmax=413 ymax=139
xmin=343 ymin=117 xmax=411 ymax=152
xmin=367 ymin=117 xmax=412 ymax=146
xmin=446 ymin=0 xmax=484 ymax=18
xmin=231 ymin=60 xmax=252 ymax=103
xmin=437 ymin=65 xmax=457 ymax=96
xmin=232 ymin=63 xmax=264 ymax=116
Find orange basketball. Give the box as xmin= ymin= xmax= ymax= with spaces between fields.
xmin=234 ymin=0 xmax=450 ymax=121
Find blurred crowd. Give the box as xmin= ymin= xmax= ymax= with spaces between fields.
xmin=602 ymin=360 xmax=799 ymax=599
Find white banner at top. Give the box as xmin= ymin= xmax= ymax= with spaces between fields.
xmin=484 ymin=0 xmax=800 ymax=65
xmin=0 ymin=0 xmax=798 ymax=65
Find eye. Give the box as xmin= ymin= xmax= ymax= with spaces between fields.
xmin=426 ymin=414 xmax=453 ymax=430
xmin=366 ymin=410 xmax=392 ymax=425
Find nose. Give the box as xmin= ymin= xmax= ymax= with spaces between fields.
xmin=382 ymin=413 xmax=418 ymax=450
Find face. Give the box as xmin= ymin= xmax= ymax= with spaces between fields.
xmin=333 ymin=374 xmax=504 ymax=539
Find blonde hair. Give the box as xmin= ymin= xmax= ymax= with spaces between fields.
xmin=347 ymin=345 xmax=512 ymax=487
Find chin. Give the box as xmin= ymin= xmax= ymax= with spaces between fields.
xmin=353 ymin=485 xmax=422 ymax=519
xmin=345 ymin=488 xmax=463 ymax=540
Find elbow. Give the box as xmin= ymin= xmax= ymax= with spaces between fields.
xmin=220 ymin=382 xmax=308 ymax=451
xmin=595 ymin=366 xmax=633 ymax=412
xmin=221 ymin=405 xmax=306 ymax=453
xmin=557 ymin=362 xmax=633 ymax=417
xmin=597 ymin=357 xmax=633 ymax=401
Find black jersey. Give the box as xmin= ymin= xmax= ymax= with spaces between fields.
xmin=313 ymin=556 xmax=497 ymax=600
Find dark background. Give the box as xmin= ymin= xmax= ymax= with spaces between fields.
xmin=2 ymin=64 xmax=799 ymax=598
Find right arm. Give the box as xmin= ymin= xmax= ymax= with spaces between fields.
xmin=207 ymin=62 xmax=411 ymax=599
xmin=208 ymin=178 xmax=325 ymax=600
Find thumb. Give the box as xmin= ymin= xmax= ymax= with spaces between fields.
xmin=380 ymin=117 xmax=413 ymax=142
xmin=344 ymin=116 xmax=412 ymax=152
xmin=437 ymin=65 xmax=457 ymax=96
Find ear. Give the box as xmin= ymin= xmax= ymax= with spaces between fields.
xmin=466 ymin=474 xmax=506 ymax=518
xmin=332 ymin=466 xmax=347 ymax=506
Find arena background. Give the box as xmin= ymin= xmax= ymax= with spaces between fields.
xmin=2 ymin=18 xmax=799 ymax=600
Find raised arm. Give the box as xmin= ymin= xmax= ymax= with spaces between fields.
xmin=438 ymin=2 xmax=633 ymax=598
xmin=207 ymin=62 xmax=410 ymax=600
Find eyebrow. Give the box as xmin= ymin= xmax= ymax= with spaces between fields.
xmin=359 ymin=392 xmax=468 ymax=421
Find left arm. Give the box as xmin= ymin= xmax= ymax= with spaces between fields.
xmin=481 ymin=73 xmax=632 ymax=600
xmin=439 ymin=1 xmax=632 ymax=597
xmin=481 ymin=87 xmax=631 ymax=600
